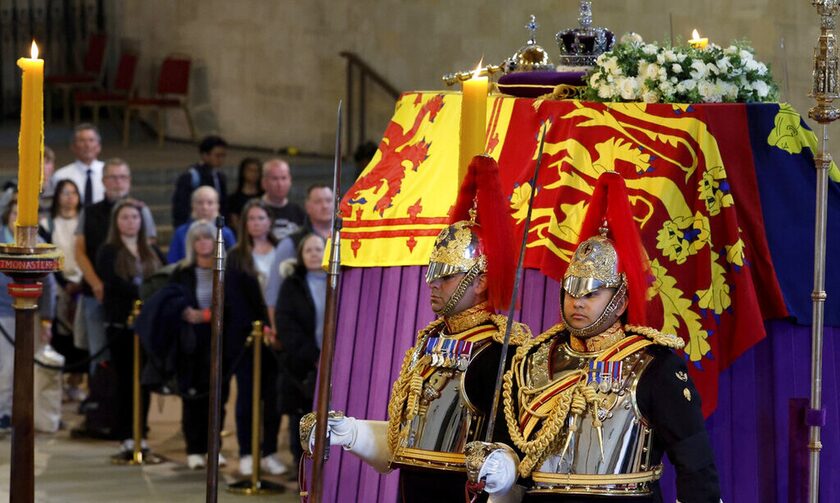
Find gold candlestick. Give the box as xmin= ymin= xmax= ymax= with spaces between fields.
xmin=806 ymin=2 xmax=840 ymax=503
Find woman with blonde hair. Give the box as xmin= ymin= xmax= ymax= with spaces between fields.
xmin=170 ymin=219 xmax=230 ymax=469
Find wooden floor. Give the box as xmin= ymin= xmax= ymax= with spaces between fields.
xmin=0 ymin=388 xmax=301 ymax=502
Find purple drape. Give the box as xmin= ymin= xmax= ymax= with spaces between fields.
xmin=316 ymin=267 xmax=838 ymax=502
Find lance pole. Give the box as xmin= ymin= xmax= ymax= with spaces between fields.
xmin=485 ymin=123 xmax=547 ymax=441
xmin=206 ymin=216 xmax=226 ymax=502
xmin=310 ymin=101 xmax=344 ymax=502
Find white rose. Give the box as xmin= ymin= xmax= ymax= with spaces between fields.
xmin=680 ymin=79 xmax=698 ymax=91
xmin=677 ymin=53 xmax=687 ymax=63
xmin=642 ymin=44 xmax=658 ymax=55
xmin=753 ymin=80 xmax=770 ymax=98
xmin=644 ymin=62 xmax=661 ymax=80
xmin=745 ymin=58 xmax=761 ymax=73
xmin=602 ymin=56 xmax=620 ymax=75
xmin=617 ymin=76 xmax=640 ymax=100
xmin=706 ymin=62 xmax=720 ymax=75
xmin=690 ymin=60 xmax=708 ymax=80
xmin=716 ymin=57 xmax=732 ymax=74
xmin=671 ymin=63 xmax=683 ymax=74
xmin=660 ymin=81 xmax=675 ymax=96
xmin=724 ymin=45 xmax=738 ymax=56
xmin=597 ymin=83 xmax=616 ymax=99
xmin=740 ymin=49 xmax=753 ymax=61
xmin=664 ymin=50 xmax=677 ymax=63
xmin=642 ymin=90 xmax=660 ymax=103
xmin=721 ymin=80 xmax=738 ymax=100
xmin=676 ymin=82 xmax=687 ymax=94
xmin=656 ymin=52 xmax=666 ymax=65
xmin=756 ymin=62 xmax=768 ymax=76
xmin=698 ymin=80 xmax=723 ymax=102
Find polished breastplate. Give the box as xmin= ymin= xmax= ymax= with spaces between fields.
xmin=528 ymin=341 xmax=661 ymax=496
xmin=391 ymin=333 xmax=494 ymax=472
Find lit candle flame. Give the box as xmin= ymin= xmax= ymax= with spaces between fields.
xmin=691 ymin=29 xmax=700 ymax=40
xmin=472 ymin=58 xmax=484 ymax=79
xmin=30 ymin=41 xmax=39 ymax=59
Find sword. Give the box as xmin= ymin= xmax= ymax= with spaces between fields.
xmin=310 ymin=100 xmax=344 ymax=503
xmin=485 ymin=122 xmax=548 ymax=442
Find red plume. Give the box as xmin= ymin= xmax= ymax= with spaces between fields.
xmin=576 ymin=172 xmax=650 ymax=325
xmin=449 ymin=155 xmax=516 ymax=311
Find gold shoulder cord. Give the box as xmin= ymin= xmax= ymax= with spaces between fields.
xmin=385 ymin=319 xmax=445 ymax=456
xmin=489 ymin=313 xmax=533 ymax=346
xmin=624 ymin=324 xmax=685 ymax=350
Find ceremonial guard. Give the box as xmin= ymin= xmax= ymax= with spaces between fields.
xmin=468 ymin=173 xmax=721 ymax=502
xmin=301 ymin=155 xmax=531 ymax=502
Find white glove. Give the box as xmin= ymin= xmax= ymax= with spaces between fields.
xmin=307 ymin=415 xmax=358 ymax=450
xmin=479 ymin=448 xmax=519 ymax=495
xmin=306 ymin=416 xmax=391 ymax=473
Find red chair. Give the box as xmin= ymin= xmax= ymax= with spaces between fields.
xmin=74 ymin=52 xmax=139 ymax=125
xmin=122 ymin=55 xmax=196 ymax=146
xmin=45 ymin=33 xmax=108 ymax=123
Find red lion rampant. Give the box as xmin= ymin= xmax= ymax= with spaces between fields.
xmin=342 ymin=94 xmax=445 ymax=217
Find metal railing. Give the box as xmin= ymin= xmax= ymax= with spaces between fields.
xmin=339 ymin=51 xmax=400 ymax=158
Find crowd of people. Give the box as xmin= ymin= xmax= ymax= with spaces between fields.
xmin=0 ymin=122 xmax=334 ymax=477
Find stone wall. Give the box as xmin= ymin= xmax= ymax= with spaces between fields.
xmin=111 ymin=0 xmax=827 ymax=155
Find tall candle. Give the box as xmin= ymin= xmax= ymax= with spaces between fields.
xmin=458 ymin=64 xmax=488 ymax=183
xmin=688 ymin=29 xmax=709 ymax=50
xmin=16 ymin=41 xmax=44 ymax=229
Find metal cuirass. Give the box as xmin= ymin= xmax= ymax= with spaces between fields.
xmin=390 ymin=333 xmax=496 ymax=473
xmin=527 ymin=340 xmax=662 ymax=497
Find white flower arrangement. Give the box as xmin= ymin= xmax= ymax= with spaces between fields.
xmin=583 ymin=33 xmax=779 ymax=103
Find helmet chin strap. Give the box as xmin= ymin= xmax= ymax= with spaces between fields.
xmin=560 ymin=283 xmax=628 ymax=340
xmin=437 ymin=265 xmax=483 ymax=317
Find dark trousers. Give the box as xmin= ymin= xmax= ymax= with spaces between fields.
xmin=109 ymin=327 xmax=150 ymax=441
xmin=182 ymin=383 xmax=230 ymax=455
xmin=288 ymin=412 xmax=303 ymax=466
xmin=232 ymin=348 xmax=280 ymax=456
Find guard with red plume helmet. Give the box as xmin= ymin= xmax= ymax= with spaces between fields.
xmin=298 ymin=154 xmax=531 ymax=502
xmin=470 ymin=171 xmax=722 ymax=503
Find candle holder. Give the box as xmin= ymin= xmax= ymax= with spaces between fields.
xmin=0 ymin=226 xmax=62 ymax=503
xmin=806 ymin=2 xmax=839 ymax=503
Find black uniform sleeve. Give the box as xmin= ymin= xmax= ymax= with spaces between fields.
xmin=637 ymin=348 xmax=721 ymax=503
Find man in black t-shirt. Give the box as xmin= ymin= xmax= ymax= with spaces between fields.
xmin=171 ymin=136 xmax=229 ymax=228
xmin=260 ymin=158 xmax=305 ymax=241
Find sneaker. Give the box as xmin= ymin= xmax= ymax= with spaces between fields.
xmin=261 ymin=454 xmax=288 ymax=476
xmin=239 ymin=455 xmax=253 ymax=476
xmin=187 ymin=454 xmax=206 ymax=470
xmin=218 ymin=453 xmax=227 ymax=467
xmin=120 ymin=439 xmax=150 ymax=453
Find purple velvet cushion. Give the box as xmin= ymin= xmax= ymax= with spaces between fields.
xmin=497 ymin=71 xmax=586 ymax=98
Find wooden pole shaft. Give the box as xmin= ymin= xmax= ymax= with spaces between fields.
xmin=206 ymin=219 xmax=227 ymax=503
xmin=10 ymin=288 xmax=39 ymax=503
